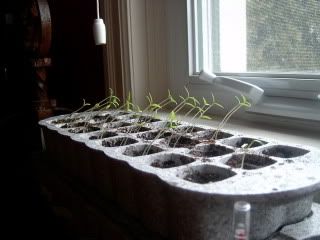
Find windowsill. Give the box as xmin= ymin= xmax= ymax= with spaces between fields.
xmin=247 ymin=96 xmax=320 ymax=122
xmin=159 ymin=111 xmax=320 ymax=148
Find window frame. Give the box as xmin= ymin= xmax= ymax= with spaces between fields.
xmin=188 ymin=0 xmax=320 ymax=100
xmin=167 ymin=0 xmax=320 ymax=127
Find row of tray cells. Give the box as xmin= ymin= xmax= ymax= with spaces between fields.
xmin=51 ymin=112 xmax=310 ymax=160
xmin=52 ymin=115 xmax=310 ymax=161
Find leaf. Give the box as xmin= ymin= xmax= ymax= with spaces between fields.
xmin=190 ymin=97 xmax=200 ymax=105
xmin=196 ymin=106 xmax=203 ymax=112
xmin=151 ymin=103 xmax=161 ymax=111
xmin=203 ymin=97 xmax=209 ymax=106
xmin=185 ymin=102 xmax=195 ymax=108
xmin=169 ymin=111 xmax=177 ymax=121
xmin=170 ymin=96 xmax=177 ymax=105
xmin=200 ymin=115 xmax=212 ymax=120
xmin=135 ymin=105 xmax=142 ymax=112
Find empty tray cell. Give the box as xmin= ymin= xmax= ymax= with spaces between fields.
xmin=137 ymin=130 xmax=172 ymax=141
xmin=223 ymin=137 xmax=267 ymax=148
xmin=102 ymin=137 xmax=138 ymax=147
xmin=196 ymin=130 xmax=233 ymax=142
xmin=68 ymin=126 xmax=100 ymax=133
xmin=150 ymin=154 xmax=196 ymax=168
xmin=190 ymin=144 xmax=234 ymax=157
xmin=181 ymin=165 xmax=236 ymax=184
xmin=225 ymin=154 xmax=276 ymax=170
xmin=89 ymin=131 xmax=118 ymax=140
xmin=123 ymin=144 xmax=163 ymax=157
xmin=60 ymin=121 xmax=86 ymax=128
xmin=165 ymin=135 xmax=200 ymax=148
xmin=262 ymin=145 xmax=310 ymax=158
xmin=118 ymin=126 xmax=151 ymax=134
xmin=176 ymin=126 xmax=205 ymax=134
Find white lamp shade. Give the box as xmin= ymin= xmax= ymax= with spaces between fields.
xmin=93 ymin=18 xmax=106 ymax=45
xmin=199 ymin=70 xmax=264 ymax=105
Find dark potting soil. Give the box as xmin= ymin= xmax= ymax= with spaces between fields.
xmin=102 ymin=137 xmax=138 ymax=147
xmin=151 ymin=155 xmax=195 ymax=168
xmin=196 ymin=130 xmax=233 ymax=143
xmin=109 ymin=122 xmax=131 ymax=128
xmin=89 ymin=131 xmax=118 ymax=140
xmin=123 ymin=145 xmax=163 ymax=157
xmin=226 ymin=154 xmax=276 ymax=170
xmin=118 ymin=126 xmax=151 ymax=133
xmin=262 ymin=145 xmax=309 ymax=158
xmin=92 ymin=114 xmax=117 ymax=123
xmin=184 ymin=171 xmax=226 ymax=184
xmin=166 ymin=135 xmax=200 ymax=148
xmin=190 ymin=144 xmax=233 ymax=157
xmin=137 ymin=115 xmax=160 ymax=123
xmin=68 ymin=126 xmax=100 ymax=134
xmin=176 ymin=126 xmax=205 ymax=134
xmin=138 ymin=131 xmax=172 ymax=141
xmin=52 ymin=117 xmax=83 ymax=124
xmin=60 ymin=121 xmax=86 ymax=129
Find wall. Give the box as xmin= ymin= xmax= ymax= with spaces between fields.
xmin=48 ymin=0 xmax=107 ymax=110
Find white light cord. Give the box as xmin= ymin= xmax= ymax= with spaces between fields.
xmin=96 ymin=0 xmax=100 ymax=19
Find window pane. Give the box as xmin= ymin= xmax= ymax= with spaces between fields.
xmin=201 ymin=0 xmax=320 ymax=74
xmin=247 ymin=0 xmax=320 ymax=73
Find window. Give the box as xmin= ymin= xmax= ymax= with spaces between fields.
xmin=180 ymin=0 xmax=320 ymax=125
xmin=191 ymin=0 xmax=320 ymax=75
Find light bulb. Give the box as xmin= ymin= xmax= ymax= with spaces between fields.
xmin=93 ymin=18 xmax=106 ymax=45
xmin=93 ymin=0 xmax=106 ymax=45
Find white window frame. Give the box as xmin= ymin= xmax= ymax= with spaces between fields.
xmin=166 ymin=0 xmax=320 ymax=128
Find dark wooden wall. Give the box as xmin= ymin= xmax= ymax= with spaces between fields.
xmin=48 ymin=0 xmax=107 ymax=110
xmin=1 ymin=1 xmax=108 ymax=237
xmin=1 ymin=0 xmax=107 ymax=146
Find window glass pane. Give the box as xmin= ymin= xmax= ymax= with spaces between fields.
xmin=247 ymin=0 xmax=320 ymax=73
xmin=200 ymin=0 xmax=320 ymax=74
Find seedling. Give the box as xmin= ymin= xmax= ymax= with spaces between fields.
xmin=143 ymin=87 xmax=197 ymax=154
xmin=121 ymin=91 xmax=177 ymax=146
xmin=71 ymin=98 xmax=91 ymax=116
xmin=240 ymin=139 xmax=264 ymax=169
xmin=212 ymin=95 xmax=251 ymax=141
xmin=172 ymin=94 xmax=223 ymax=148
xmin=97 ymin=91 xmax=138 ymax=138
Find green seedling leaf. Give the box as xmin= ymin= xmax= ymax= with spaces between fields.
xmin=135 ymin=105 xmax=142 ymax=113
xmin=202 ymin=97 xmax=209 ymax=106
xmin=190 ymin=97 xmax=200 ymax=105
xmin=200 ymin=115 xmax=212 ymax=120
xmin=185 ymin=102 xmax=196 ymax=108
xmin=151 ymin=103 xmax=161 ymax=111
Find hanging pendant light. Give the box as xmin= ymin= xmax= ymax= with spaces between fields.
xmin=93 ymin=0 xmax=106 ymax=45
